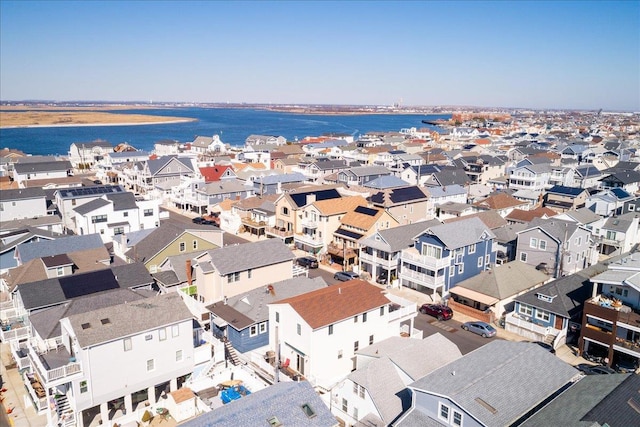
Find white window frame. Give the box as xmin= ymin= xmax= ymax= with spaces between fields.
xmin=478 ymin=256 xmax=483 ymax=267
xmin=519 ymin=304 xmax=533 ymax=316
xmin=159 ymin=328 xmax=167 ymax=341
xmin=146 ymin=359 xmax=155 ymax=372
xmin=176 ymin=350 xmax=183 ymax=362
xmin=171 ymin=324 xmax=179 ymax=337
xmin=535 ymin=309 xmax=551 ymax=322
xmin=453 ymin=410 xmax=463 ymax=426
xmin=179 ymin=242 xmax=186 ymax=252
xmin=520 ymin=252 xmax=528 ymax=262
xmin=458 ymin=263 xmax=464 ymax=274
xmin=469 ymin=243 xmax=476 ymax=254
xmin=124 ymin=337 xmax=132 ymax=351
xmin=539 ymin=240 xmax=547 ymax=250
xmin=250 ymin=325 xmax=258 ymax=337
xmin=80 ymin=380 xmax=88 ymax=393
xmin=438 ymin=403 xmax=450 ymax=422
xmin=259 ymin=322 xmax=267 ymax=334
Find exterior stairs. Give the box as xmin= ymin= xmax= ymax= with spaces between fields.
xmin=223 ymin=338 xmax=241 ymax=366
xmin=543 ymin=333 xmax=556 ymax=345
xmin=55 ymin=394 xmax=75 ymax=427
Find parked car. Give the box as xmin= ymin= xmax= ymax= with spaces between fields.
xmin=461 ymin=321 xmax=497 ymax=338
xmin=333 ymin=271 xmax=360 ymax=282
xmin=532 ymin=341 xmax=556 ymax=354
xmin=419 ymin=304 xmax=453 ymax=321
xmin=580 ymin=365 xmax=617 ymax=375
xmin=614 ymin=358 xmax=638 ymax=373
xmin=192 ymin=217 xmax=215 ymax=225
xmin=376 ymin=271 xmax=388 ymax=284
xmin=296 ymin=256 xmax=319 ymax=269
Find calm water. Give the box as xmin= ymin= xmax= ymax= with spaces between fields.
xmin=0 ymin=107 xmax=449 ymax=156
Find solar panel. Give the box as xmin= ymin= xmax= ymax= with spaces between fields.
xmin=335 ymin=228 xmax=364 ymax=240
xmin=611 ymin=188 xmax=631 ymax=198
xmin=354 ymin=206 xmax=379 ymax=216
xmin=390 ymin=186 xmax=428 ymax=203
xmin=59 ymin=269 xmax=120 ymax=299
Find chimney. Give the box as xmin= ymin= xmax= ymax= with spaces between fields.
xmin=267 ymin=284 xmax=275 ymax=296
xmin=186 ymin=259 xmax=192 ymax=286
xmin=306 ymin=193 xmax=316 ymax=205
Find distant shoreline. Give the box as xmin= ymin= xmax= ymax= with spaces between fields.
xmin=0 ymin=118 xmax=197 ymax=129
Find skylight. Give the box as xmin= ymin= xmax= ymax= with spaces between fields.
xmin=81 ymin=323 xmax=91 ymax=330
xmin=302 ymin=403 xmax=316 ymax=418
xmin=266 ymin=416 xmax=282 ymax=427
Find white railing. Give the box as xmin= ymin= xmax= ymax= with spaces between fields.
xmin=505 ymin=312 xmax=552 ymax=337
xmin=0 ymin=325 xmax=30 ymax=342
xmin=399 ymin=270 xmax=445 ymax=289
xmin=359 ymin=251 xmax=398 ymax=268
xmin=294 ymin=233 xmax=323 ymax=247
xmin=10 ymin=341 xmax=30 ymax=370
xmin=28 ymin=345 xmax=82 ymax=384
xmin=0 ymin=305 xmax=27 ymax=322
xmin=401 ymin=250 xmax=451 ymax=270
xmin=178 ymin=292 xmax=209 ymax=319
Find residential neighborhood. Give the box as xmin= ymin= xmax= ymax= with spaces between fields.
xmin=1 ymin=108 xmax=640 ymax=427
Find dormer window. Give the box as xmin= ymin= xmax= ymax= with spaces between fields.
xmin=537 ymin=293 xmax=556 ymax=303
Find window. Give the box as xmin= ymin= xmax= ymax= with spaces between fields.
xmin=519 ymin=304 xmax=533 ymax=316
xmin=539 ymin=240 xmax=547 ymax=250
xmin=520 ymin=252 xmax=528 ymax=262
xmin=282 ymin=206 xmax=289 ymax=215
xmin=380 ymin=306 xmax=385 ymax=316
xmin=124 ymin=338 xmax=132 ymax=351
xmin=535 ymin=309 xmax=551 ymax=322
xmin=353 ymin=382 xmax=358 ymax=395
xmin=179 ymin=242 xmax=186 ymax=252
xmin=353 ymin=407 xmax=358 ymax=419
xmin=342 ymin=398 xmax=347 ymax=412
xmin=453 ymin=411 xmax=463 ymax=426
xmin=146 ymin=359 xmax=155 ymax=372
xmin=530 ymin=237 xmax=538 ymax=248
xmin=259 ymin=322 xmax=267 ymax=334
xmin=469 ymin=243 xmax=476 ymax=254
xmin=328 ymin=324 xmax=333 ymax=335
xmin=338 ymin=350 xmax=343 ymax=359
xmin=485 ymin=254 xmax=490 ymax=265
xmin=439 ymin=403 xmax=450 ymax=422
xmin=449 ymin=267 xmax=455 ymax=277
xmin=159 ymin=328 xmax=167 ymax=341
xmin=145 ymin=334 xmax=152 ymax=341
xmin=275 ymin=312 xmax=280 ymax=323
xmin=422 ymin=243 xmax=442 ymax=259
xmin=576 ymin=236 xmax=582 ymax=246
xmin=354 ymin=315 xmax=358 ymax=323
xmin=362 ymin=312 xmax=367 ymax=322
xmin=478 ymin=256 xmax=483 ymax=267
xmin=57 ymin=267 xmax=64 ymax=276
xmin=176 ymin=350 xmax=183 ymax=362
xmin=458 ymin=263 xmax=464 ymax=274
xmin=615 ymin=287 xmax=629 ymax=298
xmin=123 ymin=212 xmax=129 ymax=217
xmin=369 ymin=335 xmax=374 ymax=345
xmin=80 ymin=380 xmax=88 ymax=393
xmin=114 ymin=227 xmax=124 ymax=235
xmin=171 ymin=325 xmax=179 ymax=337
xmin=250 ymin=325 xmax=258 ymax=337
xmin=227 ymin=272 xmax=240 ymax=283
xmin=91 ymin=214 xmax=107 ymax=223
xmin=301 ymin=403 xmax=316 ymax=419
xmin=248 ymin=269 xmax=252 ymax=279
xmin=297 ymin=323 xmax=301 ymax=335
xmin=193 ymin=240 xmax=198 ymax=250
xmin=144 ymin=209 xmax=153 ymax=217
xmin=567 ymin=255 xmax=572 ymax=264
xmin=354 ymin=341 xmax=359 ymax=352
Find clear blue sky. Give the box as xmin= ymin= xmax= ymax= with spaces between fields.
xmin=1 ymin=1 xmax=638 ymax=111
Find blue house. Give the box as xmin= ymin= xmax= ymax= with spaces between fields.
xmin=206 ymin=276 xmax=326 ymax=354
xmin=398 ymin=217 xmax=496 ymax=300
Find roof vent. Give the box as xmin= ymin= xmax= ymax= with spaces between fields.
xmin=81 ymin=323 xmax=91 ymax=330
xmin=100 ymin=318 xmax=111 ymax=325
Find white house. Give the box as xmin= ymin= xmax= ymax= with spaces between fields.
xmin=268 ymin=280 xmax=417 ymax=391
xmin=0 ymin=187 xmax=47 ymax=220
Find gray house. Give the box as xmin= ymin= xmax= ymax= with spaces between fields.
xmin=395 ymin=340 xmax=579 ymax=427
xmin=515 ymin=218 xmax=594 ymax=278
xmin=0 ymin=187 xmax=47 ymax=221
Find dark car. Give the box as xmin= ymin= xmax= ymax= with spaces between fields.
xmin=532 ymin=341 xmax=556 ymax=354
xmin=614 ymin=359 xmax=638 ymax=373
xmin=333 ymin=271 xmax=360 ymax=282
xmin=581 ymin=365 xmax=617 ymax=375
xmin=192 ymin=217 xmax=214 ymax=225
xmin=419 ymin=304 xmax=453 ymax=321
xmin=296 ymin=256 xmax=319 ymax=269
xmin=376 ymin=271 xmax=388 ymax=284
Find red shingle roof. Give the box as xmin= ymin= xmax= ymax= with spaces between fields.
xmin=199 ymin=165 xmax=232 ymax=182
xmin=273 ymin=280 xmax=390 ymax=329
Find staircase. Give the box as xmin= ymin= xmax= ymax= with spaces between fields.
xmin=55 ymin=394 xmax=75 ymax=427
xmin=224 ymin=339 xmax=241 ymax=366
xmin=543 ymin=333 xmax=556 ymax=346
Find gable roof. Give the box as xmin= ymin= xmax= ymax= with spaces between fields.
xmin=73 ymin=197 xmax=111 ymax=215
xmin=444 ymin=210 xmax=508 ymax=230
xmin=17 ymin=233 xmax=106 ymax=264
xmin=339 ymin=205 xmax=385 ymax=230
xmin=0 ymin=187 xmax=46 ymax=201
xmin=407 ymin=341 xmax=579 ymax=427
xmin=361 ymin=220 xmax=442 ymax=252
xmin=199 ymin=165 xmax=233 ymax=182
xmin=312 ymin=195 xmax=368 ymax=216
xmin=505 ymin=207 xmax=556 ymax=223
xmin=208 ymin=238 xmax=294 ymax=276
xmin=69 ymin=292 xmax=192 ymax=347
xmin=368 ymin=186 xmax=429 ymax=207
xmin=181 ymin=381 xmax=337 ymax=427
xmin=287 ymin=187 xmax=342 ymax=209
xmin=272 ymin=280 xmax=390 ymax=329
xmin=546 ymin=185 xmax=588 ymax=197
xmin=14 ymin=160 xmax=72 ymax=174
xmin=474 ymin=192 xmax=527 ymax=210
xmin=423 ymin=216 xmax=496 ymax=249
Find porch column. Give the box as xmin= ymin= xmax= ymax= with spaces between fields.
xmin=148 ymin=386 xmax=156 ymax=404
xmin=170 ymin=377 xmax=178 ymax=392
xmin=99 ymin=402 xmax=109 ymax=425
xmin=124 ymin=393 xmax=133 ymax=415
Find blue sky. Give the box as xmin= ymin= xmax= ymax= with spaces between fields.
xmin=1 ymin=1 xmax=638 ymax=111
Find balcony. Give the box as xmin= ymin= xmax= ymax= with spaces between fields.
xmin=10 ymin=340 xmax=31 ymax=370
xmin=584 ymin=295 xmax=640 ymax=328
xmin=505 ymin=312 xmax=555 ymax=338
xmin=401 ymin=248 xmax=450 ymax=270
xmin=27 ymin=343 xmax=82 ymax=385
xmin=360 ymin=251 xmax=399 ymax=269
xmin=300 ymin=218 xmax=318 ymax=229
xmin=399 ymin=269 xmax=445 ymax=290
xmin=614 ymin=336 xmax=640 ymax=357
xmin=294 ymin=233 xmax=324 ymax=248
xmin=265 ymin=226 xmax=293 ymax=238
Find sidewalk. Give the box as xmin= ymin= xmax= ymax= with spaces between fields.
xmin=1 ymin=343 xmax=45 ymax=427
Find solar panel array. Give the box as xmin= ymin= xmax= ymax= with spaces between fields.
xmin=611 ymin=187 xmax=631 ymax=199
xmin=389 ymin=186 xmax=428 ymax=203
xmin=335 ymin=228 xmax=364 ymax=240
xmin=354 ymin=206 xmax=379 ymax=217
xmin=290 ymin=189 xmax=341 ymax=207
xmin=62 ymin=185 xmax=123 ymax=198
xmin=59 ymin=269 xmax=120 ymax=299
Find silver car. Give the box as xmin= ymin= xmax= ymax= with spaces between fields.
xmin=461 ymin=321 xmax=497 ymax=338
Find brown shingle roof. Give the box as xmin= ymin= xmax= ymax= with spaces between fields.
xmin=505 ymin=207 xmax=556 ymax=223
xmin=474 ymin=192 xmax=527 ymax=210
xmin=273 ymin=280 xmax=390 ymax=329
xmin=313 ymin=195 xmax=368 ymax=216
xmin=340 ymin=205 xmax=384 ymax=230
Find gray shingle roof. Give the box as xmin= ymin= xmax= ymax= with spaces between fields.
xmin=73 ymin=197 xmax=111 ymax=215
xmin=17 ymin=234 xmax=105 ymax=264
xmin=360 ymin=220 xmax=442 ymax=252
xmin=0 ymin=187 xmax=46 ymax=201
xmin=181 ymin=381 xmax=338 ymax=427
xmin=520 ymin=374 xmax=631 ymax=427
xmin=105 ymin=192 xmax=138 ymax=211
xmin=424 ymin=217 xmax=496 ymax=249
xmin=69 ymin=292 xmax=193 ymax=347
xmin=209 ymin=239 xmax=294 ymax=275
xmin=580 ymin=373 xmax=640 ymax=426
xmin=409 ymin=341 xmax=579 ymax=427
xmin=14 ymin=160 xmax=72 ymax=174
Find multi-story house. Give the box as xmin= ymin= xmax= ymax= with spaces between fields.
xmin=0 ymin=187 xmax=47 ymax=220
xmin=122 ymin=156 xmax=196 ymax=196
xmin=54 ymin=185 xmax=127 ymax=232
xmin=192 ymin=238 xmax=295 ymax=304
xmin=268 ymin=280 xmax=418 ymax=391
xmin=399 ymin=217 xmax=496 ymax=299
xmin=579 ymin=251 xmax=640 ymax=370
xmin=457 ymin=154 xmax=507 ymax=185
xmin=245 ymin=134 xmax=286 ymax=146
xmin=359 ymin=219 xmax=441 ymax=287
xmin=267 ymin=186 xmax=343 ymax=246
xmin=45 ymin=293 xmax=198 ymax=427
xmin=423 ymin=185 xmax=468 ymax=219
xmin=253 ymin=172 xmax=306 ymax=196
xmin=543 ymin=185 xmax=590 ymax=213
xmin=586 ymin=188 xmax=635 ymax=217
xmin=599 ymin=170 xmax=640 ymax=194
xmin=72 ymin=191 xmax=160 ymax=242
xmin=68 ymin=140 xmax=113 ymax=169
xmin=294 ymin=159 xmax=352 ymax=183
xmin=328 ymin=205 xmax=398 ymax=271
xmin=595 ymin=212 xmax=640 ymax=256
xmin=395 ymin=341 xmax=579 ymax=427
xmin=515 ymin=218 xmax=594 ymax=278
xmin=336 ymin=165 xmax=391 ymax=186
xmin=473 ymin=192 xmax=530 ymax=217
xmin=400 ymin=164 xmax=442 ymax=186
xmin=368 ymin=186 xmax=431 ymax=225
xmin=189 ymin=135 xmax=226 ymax=155
xmin=207 ymin=276 xmax=327 ymax=354
xmin=294 ymin=195 xmax=367 ymax=255
xmin=508 ymin=163 xmax=551 ymax=192
xmin=573 ymin=164 xmax=603 ymax=189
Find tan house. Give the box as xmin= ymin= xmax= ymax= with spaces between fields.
xmin=543 ymin=185 xmax=590 ymax=213
xmin=193 ymin=238 xmax=295 ymax=303
xmin=295 ymin=195 xmax=368 ymax=255
xmin=368 ymin=186 xmax=430 ymax=225
xmin=329 ymin=204 xmax=399 ymax=271
xmin=123 ymin=220 xmax=223 ymax=273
